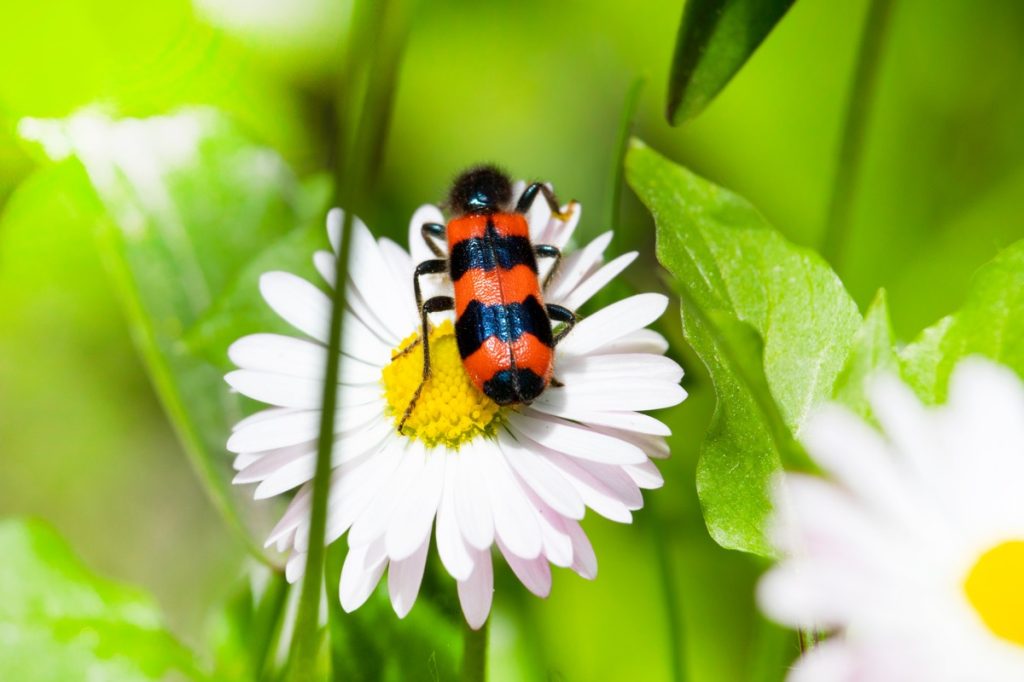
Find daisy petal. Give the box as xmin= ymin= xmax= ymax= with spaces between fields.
xmin=385 ymin=449 xmax=445 ymax=561
xmin=453 ymin=443 xmax=496 ymax=550
xmin=408 ymin=204 xmax=447 ymax=264
xmin=388 ymin=535 xmax=430 ymax=618
xmin=436 ymin=450 xmax=475 ymax=581
xmin=557 ymin=293 xmax=669 ymax=357
xmin=340 ymin=539 xmax=388 ymax=612
xmin=559 ymin=252 xmax=638 ymax=311
xmin=507 ymin=412 xmax=646 ymax=465
xmin=458 ymin=548 xmax=494 ymax=630
xmin=259 ymin=271 xmax=331 ymax=342
xmin=499 ymin=430 xmax=585 ymax=520
xmin=497 ymin=538 xmax=552 ymax=598
xmin=481 ymin=444 xmax=543 ymax=559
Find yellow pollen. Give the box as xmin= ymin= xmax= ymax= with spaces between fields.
xmin=964 ymin=540 xmax=1024 ymax=647
xmin=381 ymin=320 xmax=501 ymax=448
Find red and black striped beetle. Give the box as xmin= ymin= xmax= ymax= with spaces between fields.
xmin=399 ymin=166 xmax=578 ymax=431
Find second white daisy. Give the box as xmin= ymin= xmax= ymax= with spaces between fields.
xmin=759 ymin=358 xmax=1024 ymax=681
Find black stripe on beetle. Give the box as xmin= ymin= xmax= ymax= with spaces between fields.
xmin=448 ymin=223 xmax=538 ymax=281
xmin=455 ymin=295 xmax=554 ymax=358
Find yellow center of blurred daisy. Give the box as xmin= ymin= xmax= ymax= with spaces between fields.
xmin=964 ymin=540 xmax=1024 ymax=646
xmin=381 ymin=320 xmax=500 ymax=448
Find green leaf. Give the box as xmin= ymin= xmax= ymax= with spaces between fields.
xmin=626 ymin=139 xmax=861 ymax=555
xmin=901 ymin=239 xmax=1024 ymax=403
xmin=0 ymin=518 xmax=203 ymax=681
xmin=831 ymin=289 xmax=898 ymax=418
xmin=666 ymin=0 xmax=796 ymax=124
xmin=18 ymin=108 xmax=321 ymax=561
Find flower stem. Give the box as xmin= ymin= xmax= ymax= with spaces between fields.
xmin=647 ymin=503 xmax=688 ymax=682
xmin=820 ymin=0 xmax=895 ymax=269
xmin=286 ymin=1 xmax=410 ymax=679
xmin=460 ymin=620 xmax=489 ymax=682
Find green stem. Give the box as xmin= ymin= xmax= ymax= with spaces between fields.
xmin=460 ymin=620 xmax=489 ymax=682
xmin=647 ymin=502 xmax=688 ymax=682
xmin=608 ymin=77 xmax=646 ymax=248
xmin=286 ymin=204 xmax=357 ymax=682
xmin=820 ymin=0 xmax=895 ymax=268
xmin=287 ymin=1 xmax=410 ymax=679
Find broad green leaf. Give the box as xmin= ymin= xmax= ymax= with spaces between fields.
xmin=0 ymin=518 xmax=203 ymax=681
xmin=831 ymin=289 xmax=898 ymax=418
xmin=18 ymin=108 xmax=321 ymax=560
xmin=626 ymin=139 xmax=861 ymax=555
xmin=666 ymin=0 xmax=796 ymax=124
xmin=901 ymin=239 xmax=1024 ymax=403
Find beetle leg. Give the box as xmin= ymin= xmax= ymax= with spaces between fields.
xmin=534 ymin=244 xmax=562 ymax=289
xmin=421 ymin=222 xmax=447 ymax=258
xmin=515 ymin=182 xmax=577 ymax=221
xmin=545 ymin=303 xmax=577 ymax=346
xmin=399 ymin=294 xmax=455 ymax=434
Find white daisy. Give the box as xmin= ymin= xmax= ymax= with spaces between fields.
xmin=225 ymin=185 xmax=686 ymax=628
xmin=759 ymin=358 xmax=1024 ymax=681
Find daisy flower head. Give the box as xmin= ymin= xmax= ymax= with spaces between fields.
xmin=225 ymin=174 xmax=686 ymax=628
xmin=759 ymin=358 xmax=1024 ymax=681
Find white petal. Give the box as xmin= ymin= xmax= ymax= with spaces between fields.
xmin=558 ymin=252 xmax=638 ymax=311
xmin=250 ymin=425 xmax=384 ymax=499
xmin=543 ymin=450 xmax=633 ymax=523
xmin=545 ymin=231 xmax=611 ymax=302
xmin=557 ymin=294 xmax=668 ymax=357
xmin=348 ymin=440 xmax=427 ymax=547
xmin=557 ymin=352 xmax=684 ymax=384
xmin=527 ymin=402 xmax=671 ymax=437
xmin=624 ymin=460 xmax=664 ymax=490
xmin=229 ymin=411 xmax=319 ymax=453
xmin=436 ymin=450 xmax=475 ymax=581
xmin=234 ymin=442 xmax=314 ymax=486
xmin=232 ymin=406 xmax=296 ymax=431
xmin=408 ymin=204 xmax=447 ymax=264
xmin=564 ymin=520 xmax=597 ymax=579
xmin=453 ymin=443 xmax=495 ymax=550
xmin=259 ymin=271 xmax=331 ymax=342
xmin=339 ymin=539 xmax=388 ymax=612
xmin=229 ymin=334 xmax=381 ymax=386
xmin=385 ymin=449 xmax=445 ymax=561
xmin=497 ymin=538 xmax=551 ymax=598
xmin=326 ymin=207 xmax=343 ymax=253
xmin=388 ymin=535 xmax=430 ymax=618
xmin=539 ymin=379 xmax=686 ymax=413
xmin=507 ymin=412 xmax=646 ymax=465
xmin=322 ymin=439 xmax=405 ymax=546
xmin=378 ymin=237 xmax=420 ymax=322
xmin=344 ymin=276 xmax=403 ymax=347
xmin=590 ymin=328 xmax=669 ymax=356
xmin=481 ymin=443 xmax=543 ymax=559
xmin=314 ymin=250 xmax=337 ymax=287
xmin=458 ymin=548 xmax=494 ymax=630
xmin=801 ymin=406 xmax=927 ymax=532
xmin=286 ymin=552 xmax=307 ymax=583
xmin=225 ymin=370 xmax=381 ymax=410
xmin=499 ymin=430 xmax=585 ymax=520
xmin=347 ymin=221 xmax=416 ymax=341
xmin=535 ymin=506 xmax=574 ymax=568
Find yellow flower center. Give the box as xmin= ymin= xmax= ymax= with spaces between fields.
xmin=964 ymin=540 xmax=1024 ymax=646
xmin=381 ymin=320 xmax=501 ymax=448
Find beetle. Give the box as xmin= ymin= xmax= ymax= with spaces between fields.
xmin=399 ymin=165 xmax=578 ymax=432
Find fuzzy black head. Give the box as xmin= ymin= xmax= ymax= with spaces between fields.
xmin=447 ymin=165 xmax=513 ymax=215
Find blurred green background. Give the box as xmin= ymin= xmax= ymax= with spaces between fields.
xmin=2 ymin=0 xmax=1023 ymax=679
